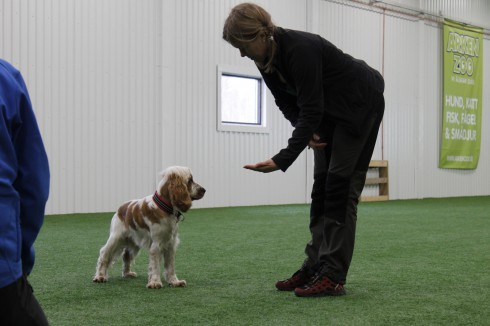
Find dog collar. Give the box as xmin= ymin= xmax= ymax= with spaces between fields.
xmin=153 ymin=192 xmax=184 ymax=221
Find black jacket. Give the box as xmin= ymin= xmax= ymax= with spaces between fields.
xmin=259 ymin=27 xmax=384 ymax=171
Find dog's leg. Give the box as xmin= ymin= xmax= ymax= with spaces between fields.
xmin=163 ymin=235 xmax=186 ymax=287
xmin=147 ymin=242 xmax=163 ymax=289
xmin=122 ymin=245 xmax=139 ymax=278
xmin=94 ymin=214 xmax=129 ymax=283
xmin=93 ymin=235 xmax=123 ymax=283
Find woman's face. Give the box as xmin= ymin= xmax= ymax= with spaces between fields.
xmin=234 ymin=33 xmax=269 ymax=64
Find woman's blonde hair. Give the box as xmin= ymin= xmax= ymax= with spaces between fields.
xmin=222 ymin=3 xmax=277 ymax=73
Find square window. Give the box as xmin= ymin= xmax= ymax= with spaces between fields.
xmin=221 ymin=74 xmax=261 ymax=125
xmin=217 ymin=65 xmax=268 ymax=133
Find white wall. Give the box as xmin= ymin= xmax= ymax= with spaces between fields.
xmin=1 ymin=0 xmax=163 ymax=213
xmin=1 ymin=0 xmax=489 ymax=214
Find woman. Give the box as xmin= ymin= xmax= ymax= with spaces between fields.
xmin=223 ymin=3 xmax=385 ymax=297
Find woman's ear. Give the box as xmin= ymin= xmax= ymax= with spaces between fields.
xmin=261 ymin=32 xmax=267 ymax=42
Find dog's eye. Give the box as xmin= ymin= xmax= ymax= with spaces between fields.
xmin=188 ymin=177 xmax=193 ymax=185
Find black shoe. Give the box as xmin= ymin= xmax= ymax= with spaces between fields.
xmin=294 ymin=272 xmax=346 ymax=297
xmin=275 ymin=262 xmax=313 ymax=291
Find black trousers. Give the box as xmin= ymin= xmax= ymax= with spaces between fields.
xmin=0 ymin=275 xmax=49 ymax=326
xmin=305 ymin=94 xmax=385 ymax=284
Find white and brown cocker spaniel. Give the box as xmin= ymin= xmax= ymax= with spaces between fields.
xmin=93 ymin=166 xmax=205 ymax=289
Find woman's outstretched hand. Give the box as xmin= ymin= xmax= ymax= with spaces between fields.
xmin=243 ymin=159 xmax=280 ymax=173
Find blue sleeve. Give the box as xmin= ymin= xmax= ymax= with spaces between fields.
xmin=8 ymin=64 xmax=50 ymax=275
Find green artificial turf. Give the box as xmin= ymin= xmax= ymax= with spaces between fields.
xmin=31 ymin=196 xmax=490 ymax=325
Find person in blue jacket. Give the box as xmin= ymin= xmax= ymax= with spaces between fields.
xmin=223 ymin=3 xmax=385 ymax=297
xmin=0 ymin=59 xmax=50 ymax=325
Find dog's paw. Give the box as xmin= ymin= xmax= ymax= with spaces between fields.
xmin=147 ymin=281 xmax=163 ymax=289
xmin=92 ymin=275 xmax=108 ymax=283
xmin=123 ymin=271 xmax=137 ymax=278
xmin=169 ymin=280 xmax=187 ymax=287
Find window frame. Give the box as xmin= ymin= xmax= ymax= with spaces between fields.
xmin=216 ymin=65 xmax=269 ymax=133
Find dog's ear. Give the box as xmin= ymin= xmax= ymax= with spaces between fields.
xmin=167 ymin=172 xmax=192 ymax=213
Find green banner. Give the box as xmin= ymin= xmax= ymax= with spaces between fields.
xmin=439 ymin=19 xmax=483 ymax=169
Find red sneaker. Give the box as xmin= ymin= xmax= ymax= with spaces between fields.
xmin=294 ymin=273 xmax=346 ymax=297
xmin=275 ymin=267 xmax=312 ymax=291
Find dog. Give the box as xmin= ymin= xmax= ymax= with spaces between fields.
xmin=92 ymin=166 xmax=205 ymax=289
